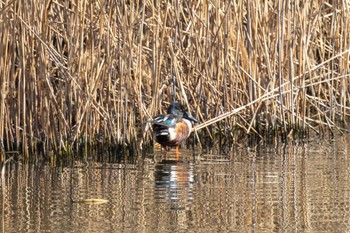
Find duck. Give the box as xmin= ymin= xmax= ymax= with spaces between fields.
xmin=150 ymin=102 xmax=200 ymax=154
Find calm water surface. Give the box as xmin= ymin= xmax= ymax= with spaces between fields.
xmin=1 ymin=135 xmax=350 ymax=233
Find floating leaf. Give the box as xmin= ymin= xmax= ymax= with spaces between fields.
xmin=75 ymin=199 xmax=109 ymax=204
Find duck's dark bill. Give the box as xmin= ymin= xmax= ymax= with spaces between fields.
xmin=186 ymin=115 xmax=200 ymax=123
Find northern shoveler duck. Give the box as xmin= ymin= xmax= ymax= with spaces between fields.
xmin=151 ymin=102 xmax=200 ymax=154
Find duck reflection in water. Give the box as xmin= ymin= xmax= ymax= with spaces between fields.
xmin=154 ymin=159 xmax=194 ymax=205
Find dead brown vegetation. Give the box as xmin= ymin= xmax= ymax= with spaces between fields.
xmin=0 ymin=0 xmax=350 ymax=155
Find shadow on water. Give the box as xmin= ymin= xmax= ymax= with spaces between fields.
xmin=1 ymin=134 xmax=350 ymax=232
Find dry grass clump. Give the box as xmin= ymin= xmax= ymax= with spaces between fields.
xmin=0 ymin=0 xmax=350 ymax=156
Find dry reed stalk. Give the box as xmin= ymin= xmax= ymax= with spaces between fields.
xmin=0 ymin=0 xmax=349 ymax=157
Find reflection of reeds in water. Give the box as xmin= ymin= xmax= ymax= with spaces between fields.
xmin=1 ymin=138 xmax=350 ymax=232
xmin=0 ymin=1 xmax=350 ymax=155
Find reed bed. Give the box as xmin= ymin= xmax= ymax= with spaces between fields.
xmin=0 ymin=0 xmax=350 ymax=156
